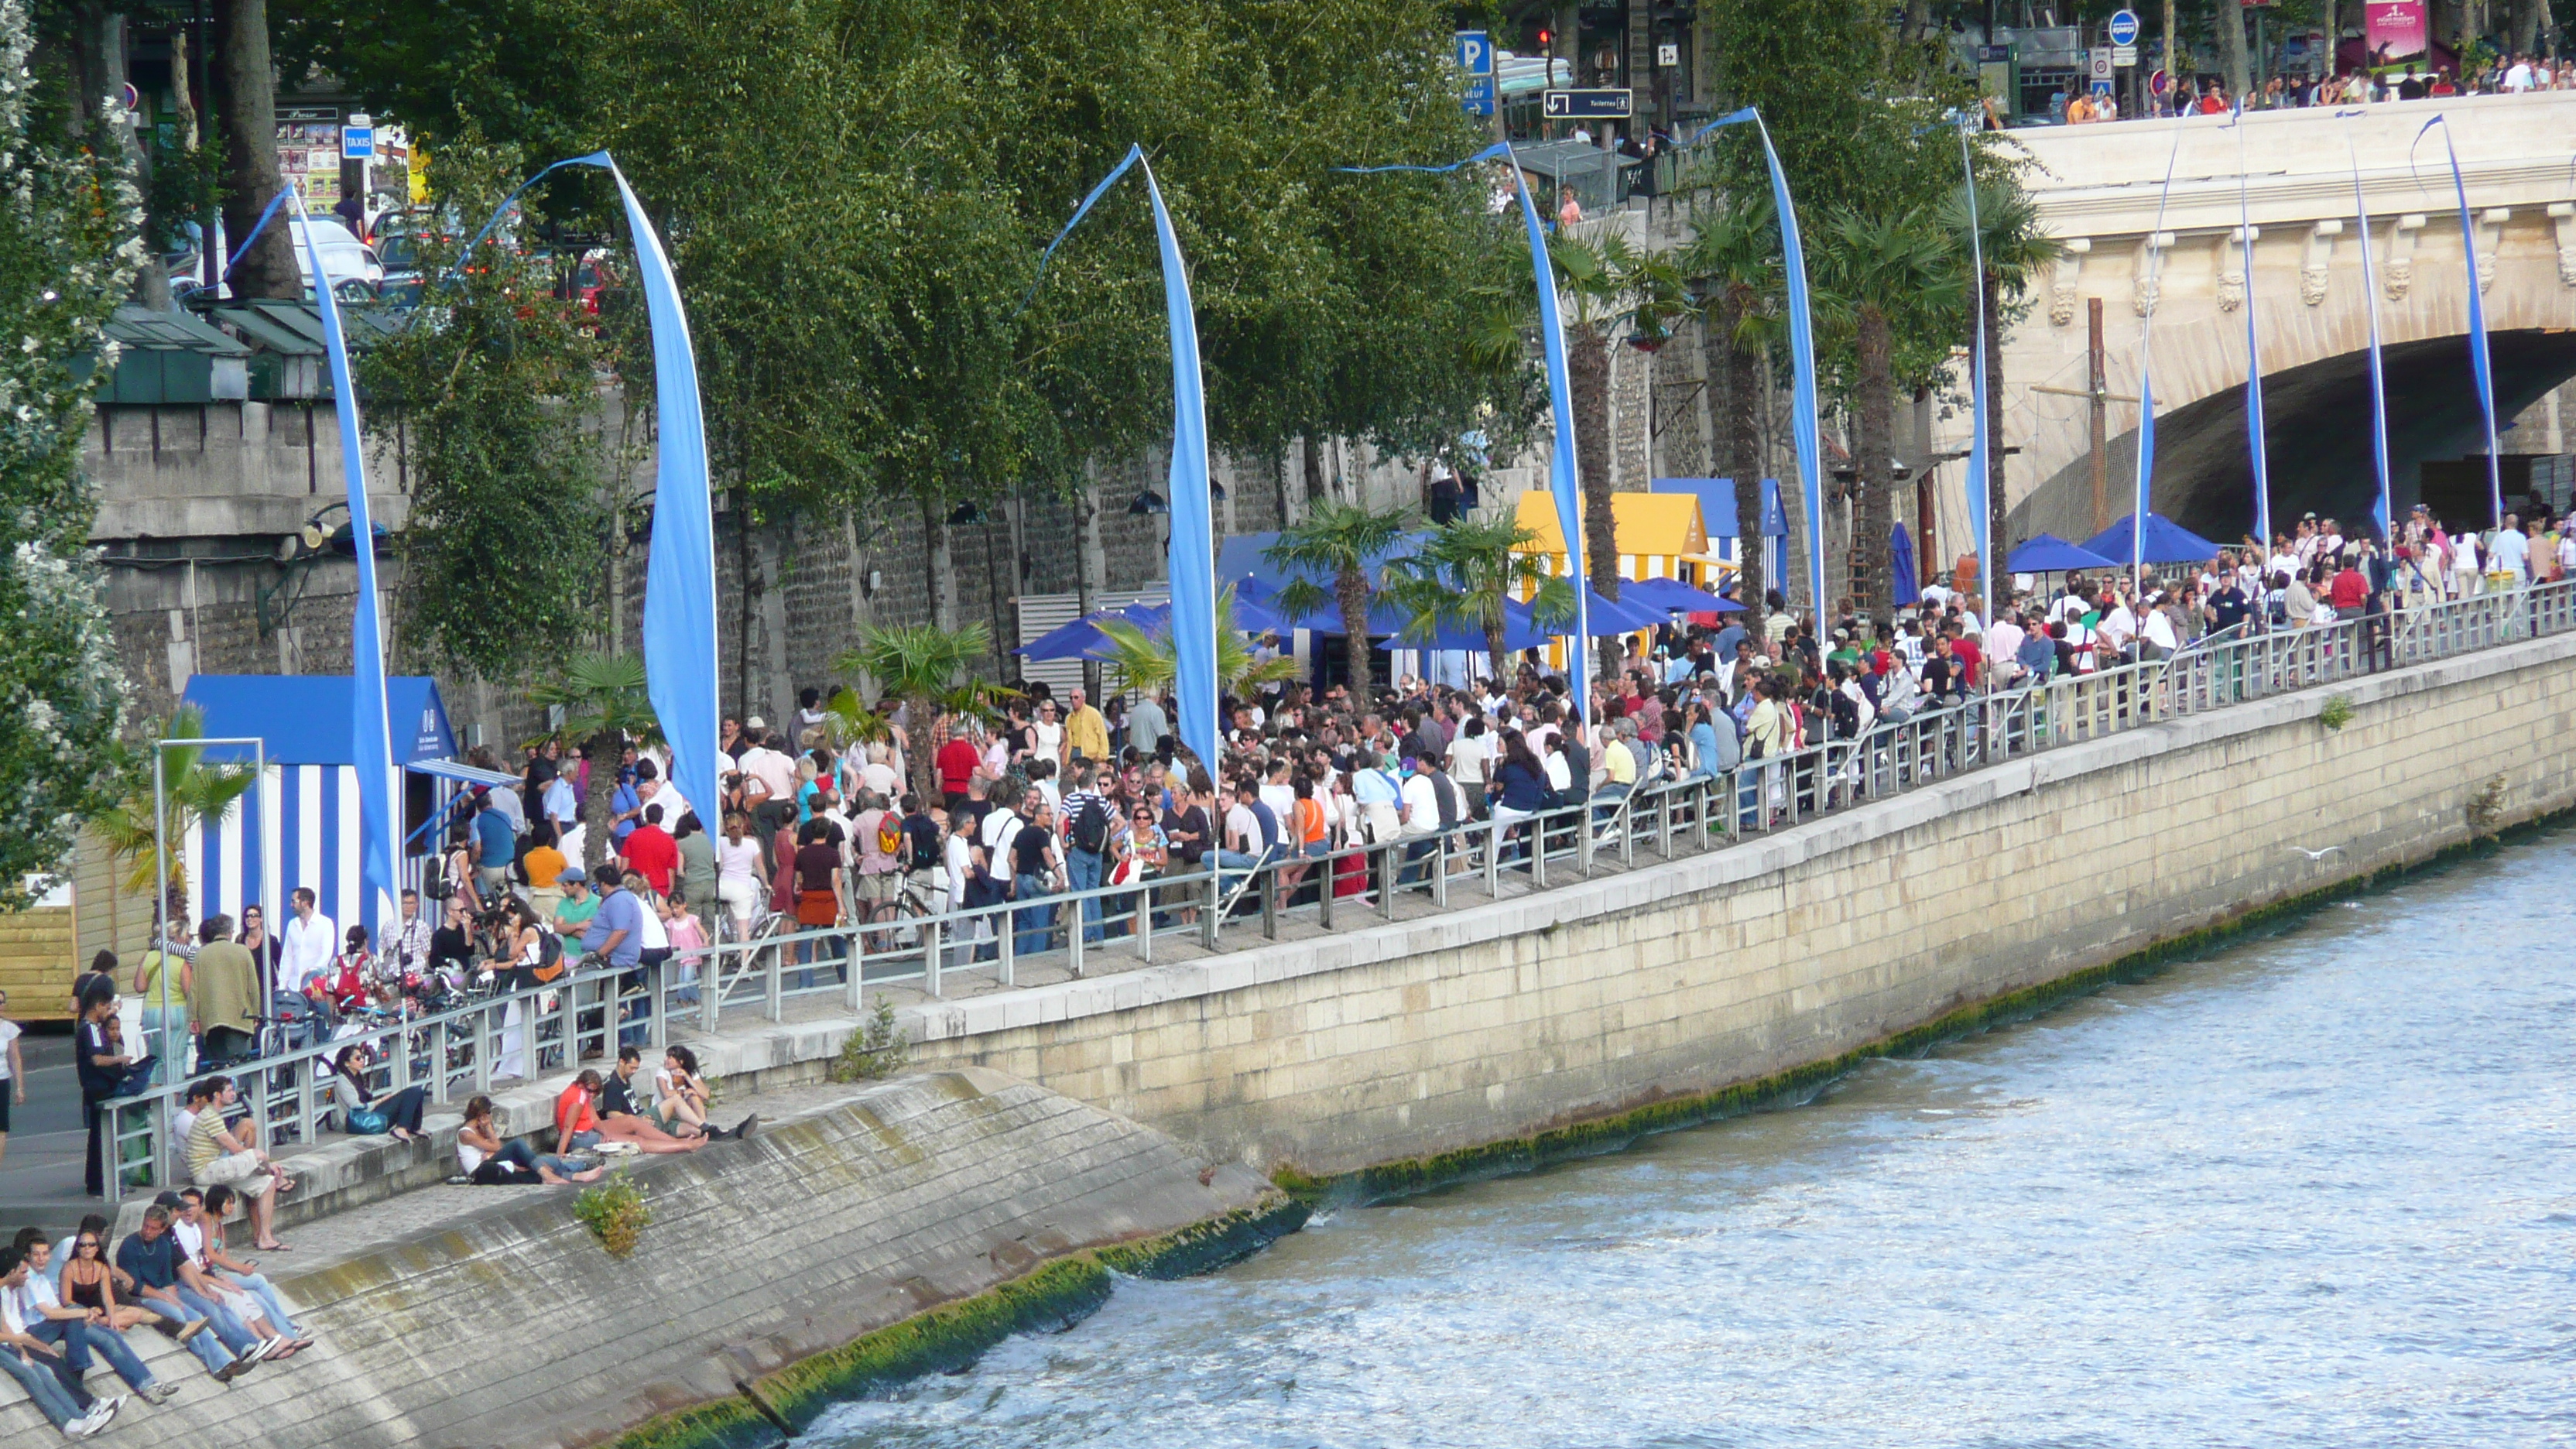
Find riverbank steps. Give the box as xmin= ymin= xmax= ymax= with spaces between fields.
xmin=902 ymin=629 xmax=2576 ymax=1179
xmin=0 ymin=1069 xmax=1303 ymax=1449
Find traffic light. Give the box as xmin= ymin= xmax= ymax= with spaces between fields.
xmin=1536 ymin=26 xmax=1553 ymax=46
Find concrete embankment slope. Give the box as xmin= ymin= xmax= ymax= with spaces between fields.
xmin=0 ymin=1069 xmax=1300 ymax=1449
xmin=906 ymin=630 xmax=2576 ymax=1182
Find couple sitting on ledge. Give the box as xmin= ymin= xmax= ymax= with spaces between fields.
xmin=457 ymin=1044 xmax=760 ymax=1187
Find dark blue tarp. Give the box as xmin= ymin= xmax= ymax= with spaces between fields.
xmin=1621 ymin=575 xmax=1738 ymax=612
xmin=1891 ymin=523 xmax=1921 ymax=608
xmin=2081 ymin=512 xmax=2225 ymax=565
xmin=1217 ymin=531 xmax=1424 ymax=596
xmin=2007 ymin=534 xmax=2119 ymax=573
xmin=182 ymin=676 xmax=455 ymax=765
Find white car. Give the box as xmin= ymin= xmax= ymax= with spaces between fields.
xmin=287 ymin=215 xmax=384 ymax=296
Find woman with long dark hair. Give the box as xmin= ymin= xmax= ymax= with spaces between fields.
xmin=329 ymin=1043 xmax=429 ymax=1142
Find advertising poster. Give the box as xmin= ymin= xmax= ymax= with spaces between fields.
xmin=2365 ymin=0 xmax=2428 ymax=63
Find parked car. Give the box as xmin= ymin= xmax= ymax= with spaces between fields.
xmin=289 ymin=214 xmax=385 ymax=296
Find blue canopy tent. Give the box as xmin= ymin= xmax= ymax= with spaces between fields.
xmin=1621 ymin=575 xmax=1739 ymax=613
xmin=1371 ymin=597 xmax=1554 ymax=653
xmin=1216 ymin=532 xmax=1423 ymax=597
xmin=2008 ymin=534 xmax=2119 ymax=574
xmin=1890 ymin=523 xmax=1922 ymax=608
xmin=1579 ymin=587 xmax=1668 ymax=636
xmin=2082 ymin=512 xmax=2225 ymax=565
xmin=179 ymin=676 xmax=489 ymax=941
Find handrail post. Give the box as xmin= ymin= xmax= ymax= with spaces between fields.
xmin=995 ymin=903 xmax=1012 ymax=988
xmin=1202 ymin=868 xmax=1221 ymax=951
xmin=558 ymin=983 xmax=579 ymax=1070
xmin=703 ymin=940 xmax=724 ymax=1033
xmin=844 ymin=927 xmax=868 ymax=1012
xmin=923 ymin=918 xmax=944 ymax=995
xmin=1070 ymin=903 xmax=1089 ymax=975
xmin=763 ymin=936 xmax=783 ymax=1023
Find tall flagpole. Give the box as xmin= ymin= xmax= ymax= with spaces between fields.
xmin=2133 ymin=121 xmax=2188 ymax=594
xmin=2235 ymin=108 xmax=2272 ymax=549
xmin=1958 ymin=122 xmax=1993 ymax=635
xmin=2341 ymin=117 xmax=2394 ymax=543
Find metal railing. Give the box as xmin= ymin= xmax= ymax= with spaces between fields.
xmin=104 ymin=579 xmax=2576 ymax=1201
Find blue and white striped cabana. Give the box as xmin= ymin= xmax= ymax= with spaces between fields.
xmin=178 ymin=675 xmax=502 ymax=943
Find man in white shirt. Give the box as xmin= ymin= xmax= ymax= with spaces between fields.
xmin=2488 ymin=516 xmax=2530 ymax=579
xmin=2098 ymin=595 xmax=2138 ymax=661
xmin=2505 ymin=56 xmax=2536 ymax=91
xmin=736 ymin=727 xmax=798 ymax=833
xmin=541 ymin=772 xmax=577 ymax=837
xmin=279 ymin=888 xmax=336 ymax=994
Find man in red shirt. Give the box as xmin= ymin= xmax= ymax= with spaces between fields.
xmin=2328 ymin=560 xmax=2369 ymax=613
xmin=935 ymin=722 xmax=981 ymax=813
xmin=620 ymin=803 xmax=680 ymax=895
xmin=1946 ymin=625 xmax=1983 ymax=688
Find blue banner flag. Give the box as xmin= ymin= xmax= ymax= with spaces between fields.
xmin=2338 ymin=115 xmax=2394 ymax=542
xmin=1687 ymin=110 xmax=1827 ymax=618
xmin=288 ymin=193 xmax=396 ymax=913
xmin=450 ymin=156 xmax=719 ymax=824
xmin=2231 ymin=109 xmax=2273 ymax=547
xmin=1032 ymin=146 xmax=1220 ymax=767
xmin=1334 ymin=142 xmax=1591 ymax=696
xmin=1958 ymin=125 xmax=1993 ymax=625
xmin=2132 ymin=122 xmax=2187 ymax=583
xmin=2415 ymin=116 xmax=2502 ymax=528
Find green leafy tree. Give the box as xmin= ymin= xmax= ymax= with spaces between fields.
xmin=526 ymin=654 xmax=661 ymax=870
xmin=1265 ymin=501 xmax=1413 ymax=700
xmin=0 ymin=0 xmax=142 ymax=906
xmin=1380 ymin=516 xmax=1575 ymax=686
xmin=369 ymin=137 xmax=611 ymax=680
xmin=834 ymin=622 xmax=1015 ymax=805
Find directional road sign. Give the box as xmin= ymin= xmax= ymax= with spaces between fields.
xmin=1458 ymin=31 xmax=1495 ymax=116
xmin=1543 ymin=88 xmax=1634 ymax=118
xmin=2107 ymin=9 xmax=2141 ymax=45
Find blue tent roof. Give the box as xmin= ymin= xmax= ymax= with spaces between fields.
xmin=2008 ymin=533 xmax=2119 ymax=573
xmin=1373 ymin=597 xmax=1553 ymax=653
xmin=2081 ymin=512 xmax=2225 ymax=565
xmin=1216 ymin=530 xmax=1425 ymax=596
xmin=181 ymin=676 xmax=457 ymax=766
xmin=1621 ymin=574 xmax=1738 ymax=612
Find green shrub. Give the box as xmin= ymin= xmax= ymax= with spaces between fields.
xmin=2318 ymin=694 xmax=2355 ymax=731
xmin=574 ymin=1170 xmax=652 ymax=1258
xmin=827 ymin=995 xmax=910 ymax=1083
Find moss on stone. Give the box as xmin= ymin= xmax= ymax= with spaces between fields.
xmin=1274 ymin=802 xmax=2576 ymax=1210
xmin=610 ymin=1197 xmax=1310 ymax=1449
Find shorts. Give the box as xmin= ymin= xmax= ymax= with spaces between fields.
xmin=197 ymin=1149 xmax=276 ymax=1198
xmin=857 ymin=872 xmax=899 ymax=904
xmin=0 ymin=1088 xmax=10 ymax=1132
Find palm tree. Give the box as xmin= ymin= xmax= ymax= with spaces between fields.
xmin=1381 ymin=516 xmax=1577 ymax=687
xmin=1941 ymin=174 xmax=2062 ymax=583
xmin=1680 ymin=197 xmax=1780 ymax=609
xmin=526 ymin=653 xmax=662 ymax=871
xmin=834 ymin=621 xmax=1014 ymax=805
xmin=95 ymin=707 xmax=259 ymax=944
xmin=1091 ymin=587 xmax=1300 ymax=701
xmin=1817 ymin=205 xmax=1958 ymax=621
xmin=1550 ymin=232 xmax=1639 ymax=680
xmin=1265 ymin=501 xmax=1413 ymax=699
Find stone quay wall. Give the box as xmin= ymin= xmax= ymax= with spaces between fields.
xmin=0 ymin=1070 xmax=1289 ymax=1449
xmin=905 ymin=629 xmax=2576 ymax=1177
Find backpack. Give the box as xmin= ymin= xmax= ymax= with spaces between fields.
xmin=904 ymin=818 xmax=940 ymax=872
xmin=874 ymin=814 xmax=903 ymax=860
xmin=1068 ymin=795 xmax=1111 ymax=855
xmin=531 ymin=927 xmax=566 ymax=983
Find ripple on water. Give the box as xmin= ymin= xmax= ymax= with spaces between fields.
xmin=801 ymin=832 xmax=2576 ymax=1449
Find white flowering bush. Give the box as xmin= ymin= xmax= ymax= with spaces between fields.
xmin=0 ymin=0 xmax=142 ymax=905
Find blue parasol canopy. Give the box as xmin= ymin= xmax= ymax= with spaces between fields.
xmin=1889 ymin=523 xmax=1922 ymax=608
xmin=2081 ymin=512 xmax=2225 ymax=565
xmin=2007 ymin=533 xmax=2119 ymax=574
xmin=1374 ymin=598 xmax=1554 ymax=653
xmin=1620 ymin=574 xmax=1738 ymax=612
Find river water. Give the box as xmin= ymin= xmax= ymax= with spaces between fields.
xmin=808 ymin=831 xmax=2576 ymax=1449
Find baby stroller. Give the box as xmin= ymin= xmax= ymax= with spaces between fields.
xmin=265 ymin=988 xmax=334 ymax=1054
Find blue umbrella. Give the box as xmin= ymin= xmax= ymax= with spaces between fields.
xmin=1560 ymin=586 xmax=1664 ymax=636
xmin=1015 ymin=609 xmax=1128 ymax=661
xmin=2081 ymin=512 xmax=2225 ymax=565
xmin=1889 ymin=523 xmax=1921 ymax=608
xmin=2007 ymin=533 xmax=2119 ymax=574
xmin=1620 ymin=575 xmax=1735 ymax=612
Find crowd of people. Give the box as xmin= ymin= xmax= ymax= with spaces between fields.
xmin=2049 ymin=49 xmax=2575 ymax=124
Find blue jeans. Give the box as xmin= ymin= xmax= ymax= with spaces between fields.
xmin=1064 ymin=848 xmax=1105 ymax=943
xmin=0 ymin=1344 xmax=85 ymax=1428
xmin=149 ymin=1285 xmax=258 ymax=1370
xmin=1211 ymin=848 xmax=1276 ymax=896
xmin=1012 ymin=874 xmax=1054 ymax=956
xmin=218 ymin=1269 xmax=303 ymax=1338
xmin=29 ymin=1317 xmax=156 ymax=1391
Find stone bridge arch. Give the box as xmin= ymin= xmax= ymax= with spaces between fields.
xmin=1999 ymin=94 xmax=2576 ymax=543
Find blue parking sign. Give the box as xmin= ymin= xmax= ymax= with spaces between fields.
xmin=1458 ymin=31 xmax=1495 ymax=115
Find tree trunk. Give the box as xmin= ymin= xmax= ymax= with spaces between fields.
xmin=1336 ymin=566 xmax=1374 ymax=700
xmin=733 ymin=488 xmax=755 ymax=718
xmin=923 ymin=495 xmax=956 ymax=631
xmin=1853 ymin=307 xmax=1895 ymax=624
xmin=1074 ymin=478 xmax=1103 ymax=701
xmin=1626 ymin=0 xmax=1653 ymax=135
xmin=214 ymin=0 xmax=296 ymax=300
xmin=904 ymin=693 xmax=937 ymax=807
xmin=1569 ymin=320 xmax=1621 ymax=683
xmin=2215 ymin=0 xmax=2252 ymax=98
xmin=2510 ymin=0 xmax=2544 ymax=54
xmin=1715 ymin=285 xmax=1766 ymax=610
xmin=1301 ymin=434 xmax=1325 ymax=516
xmin=581 ymin=730 xmax=618 ymax=872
